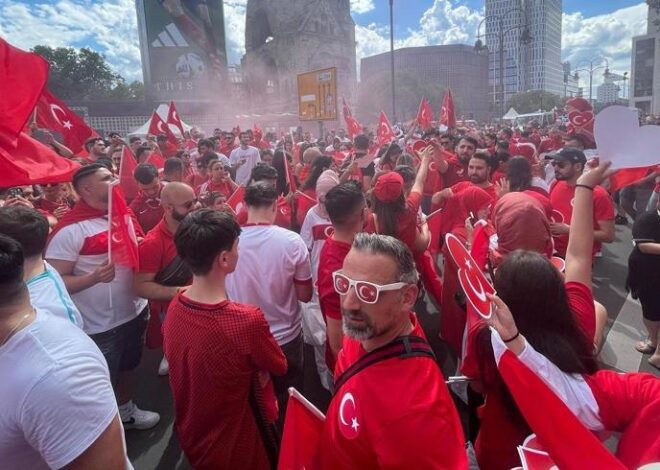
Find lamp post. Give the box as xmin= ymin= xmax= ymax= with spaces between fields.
xmin=474 ymin=10 xmax=531 ymax=119
xmin=572 ymin=57 xmax=609 ymax=104
xmin=622 ymin=71 xmax=629 ymax=101
xmin=389 ymin=0 xmax=396 ymax=122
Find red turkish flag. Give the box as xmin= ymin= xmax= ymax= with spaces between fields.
xmin=608 ymin=165 xmax=658 ymax=193
xmin=565 ymin=97 xmax=596 ymax=149
xmin=148 ymin=111 xmax=178 ymax=146
xmin=108 ymin=183 xmax=140 ymax=270
xmin=118 ymin=146 xmax=139 ymax=202
xmin=146 ymin=149 xmax=166 ymax=170
xmin=278 ymin=388 xmax=325 ymax=470
xmin=0 ymin=38 xmax=49 ymax=149
xmin=0 ymin=132 xmax=80 ymax=186
xmin=35 ymin=89 xmax=97 ymax=154
xmin=226 ymin=185 xmax=246 ymax=214
xmin=166 ymin=101 xmax=185 ymax=137
xmin=377 ymin=111 xmax=395 ymax=147
xmin=497 ymin=349 xmax=626 ymax=469
xmin=440 ymin=89 xmax=456 ymax=129
xmin=517 ymin=445 xmax=557 ymax=469
xmin=342 ymin=97 xmax=362 ymax=138
xmin=416 ymin=98 xmax=434 ymax=129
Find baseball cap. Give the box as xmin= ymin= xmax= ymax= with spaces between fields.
xmin=545 ymin=147 xmax=586 ymax=165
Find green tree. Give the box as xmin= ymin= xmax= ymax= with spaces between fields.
xmin=31 ymin=46 xmax=143 ymax=101
xmin=506 ymin=90 xmax=565 ymax=114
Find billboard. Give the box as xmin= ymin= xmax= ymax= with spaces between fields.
xmin=297 ymin=67 xmax=338 ymax=121
xmin=136 ymin=0 xmax=227 ymax=101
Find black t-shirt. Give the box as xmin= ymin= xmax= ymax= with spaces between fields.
xmin=628 ymin=210 xmax=660 ymax=292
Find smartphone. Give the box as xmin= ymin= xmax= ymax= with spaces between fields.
xmin=7 ymin=187 xmax=24 ymax=198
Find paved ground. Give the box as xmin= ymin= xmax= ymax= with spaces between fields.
xmin=125 ymin=223 xmax=657 ymax=469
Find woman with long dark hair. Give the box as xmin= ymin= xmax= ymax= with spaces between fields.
xmin=468 ymin=161 xmax=612 ymax=470
xmin=271 ymin=149 xmax=291 ymax=197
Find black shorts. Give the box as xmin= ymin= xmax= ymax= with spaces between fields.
xmin=90 ymin=307 xmax=149 ymax=387
xmin=638 ymin=289 xmax=660 ymax=322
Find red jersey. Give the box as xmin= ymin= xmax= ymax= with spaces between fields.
xmin=185 ymin=173 xmax=207 ymax=191
xmin=129 ymin=184 xmax=165 ymax=233
xmin=549 ymin=181 xmax=615 ymax=256
xmin=317 ymin=235 xmax=352 ymax=370
xmin=198 ymin=179 xmax=235 ymax=198
xmin=319 ymin=314 xmax=467 ymax=469
xmin=164 ymin=293 xmax=287 ymax=470
xmin=295 ymin=188 xmax=317 ymax=228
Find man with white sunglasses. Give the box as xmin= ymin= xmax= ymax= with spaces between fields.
xmin=318 ymin=233 xmax=466 ymax=469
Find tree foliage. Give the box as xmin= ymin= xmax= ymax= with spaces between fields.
xmin=506 ymin=90 xmax=564 ymax=114
xmin=31 ymin=46 xmax=144 ymax=101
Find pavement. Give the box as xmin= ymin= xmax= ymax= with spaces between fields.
xmin=125 ymin=222 xmax=657 ymax=469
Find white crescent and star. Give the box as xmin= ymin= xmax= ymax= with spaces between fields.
xmin=157 ymin=120 xmax=167 ymax=133
xmin=358 ymin=285 xmax=372 ymax=300
xmin=338 ymin=392 xmax=359 ymax=434
xmin=50 ymin=104 xmax=73 ymax=130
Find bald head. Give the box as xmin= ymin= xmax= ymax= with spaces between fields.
xmin=161 ymin=182 xmax=194 ymax=205
xmin=162 ymin=182 xmax=198 ymax=223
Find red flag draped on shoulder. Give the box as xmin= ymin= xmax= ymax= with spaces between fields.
xmin=377 ymin=111 xmax=395 ymax=147
xmin=166 ymin=101 xmax=185 ymax=137
xmin=496 ymin=347 xmax=625 ymax=469
xmin=278 ymin=388 xmax=325 ymax=470
xmin=416 ymin=98 xmax=434 ymax=129
xmin=119 ymin=146 xmax=139 ymax=201
xmin=35 ymin=89 xmax=97 ymax=155
xmin=108 ymin=182 xmax=140 ymax=270
xmin=440 ymin=89 xmax=456 ymax=129
xmin=0 ymin=38 xmax=49 ymax=149
xmin=148 ymin=111 xmax=178 ymax=146
xmin=0 ymin=132 xmax=81 ymax=186
xmin=342 ymin=97 xmax=362 ymax=139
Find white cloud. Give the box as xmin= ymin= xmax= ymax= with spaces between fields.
xmin=224 ymin=0 xmax=248 ymax=63
xmin=562 ymin=3 xmax=646 ymax=88
xmin=351 ymin=0 xmax=375 ymax=15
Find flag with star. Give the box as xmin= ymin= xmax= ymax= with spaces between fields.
xmin=35 ymin=89 xmax=97 ymax=154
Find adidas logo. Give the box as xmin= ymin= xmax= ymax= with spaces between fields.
xmin=152 ymin=23 xmax=189 ymax=48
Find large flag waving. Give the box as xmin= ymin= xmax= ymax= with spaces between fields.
xmin=278 ymin=388 xmax=325 ymax=470
xmin=118 ymin=146 xmax=139 ymax=202
xmin=166 ymin=101 xmax=185 ymax=137
xmin=377 ymin=111 xmax=395 ymax=147
xmin=108 ymin=182 xmax=140 ymax=271
xmin=342 ymin=97 xmax=362 ymax=139
xmin=440 ymin=89 xmax=456 ymax=129
xmin=35 ymin=89 xmax=97 ymax=154
xmin=148 ymin=111 xmax=178 ymax=146
xmin=416 ymin=98 xmax=434 ymax=129
xmin=0 ymin=38 xmax=49 ymax=148
xmin=0 ymin=132 xmax=80 ymax=186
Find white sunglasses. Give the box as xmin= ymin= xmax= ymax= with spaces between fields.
xmin=332 ymin=271 xmax=408 ymax=304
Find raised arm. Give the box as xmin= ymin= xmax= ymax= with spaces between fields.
xmin=411 ymin=146 xmax=432 ymax=195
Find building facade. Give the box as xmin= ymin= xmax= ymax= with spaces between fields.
xmin=485 ymin=0 xmax=564 ymax=108
xmin=597 ymin=71 xmax=625 ymax=104
xmin=630 ymin=1 xmax=660 ymax=114
xmin=359 ymin=45 xmax=489 ymax=122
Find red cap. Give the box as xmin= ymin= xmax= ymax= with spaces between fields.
xmin=374 ymin=171 xmax=404 ymax=203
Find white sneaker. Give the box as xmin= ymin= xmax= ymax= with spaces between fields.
xmin=121 ymin=402 xmax=160 ymax=430
xmin=158 ymin=356 xmax=169 ymax=376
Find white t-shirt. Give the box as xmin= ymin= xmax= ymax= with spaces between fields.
xmin=300 ymin=205 xmax=333 ymax=283
xmin=45 ymin=217 xmax=148 ymax=335
xmin=229 ymin=145 xmax=261 ymax=185
xmin=0 ymin=310 xmax=131 ymax=469
xmin=27 ymin=260 xmax=84 ymax=328
xmin=226 ymin=225 xmax=312 ymax=345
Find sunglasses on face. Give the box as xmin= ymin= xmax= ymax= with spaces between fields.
xmin=180 ymin=198 xmax=198 ymax=210
xmin=551 ymin=160 xmax=569 ymax=168
xmin=332 ymin=271 xmax=408 ymax=304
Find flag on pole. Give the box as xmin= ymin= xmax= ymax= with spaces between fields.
xmin=108 ymin=182 xmax=140 ymax=271
xmin=440 ymin=89 xmax=457 ymax=129
xmin=342 ymin=97 xmax=362 ymax=139
xmin=35 ymin=89 xmax=98 ymax=155
xmin=278 ymin=387 xmax=325 ymax=470
xmin=416 ymin=98 xmax=434 ymax=129
xmin=118 ymin=146 xmax=139 ymax=202
xmin=148 ymin=111 xmax=178 ymax=146
xmin=377 ymin=111 xmax=395 ymax=147
xmin=285 ymin=159 xmax=297 ymax=193
xmin=166 ymin=101 xmax=185 ymax=137
xmin=227 ymin=185 xmax=246 ymax=214
xmin=0 ymin=38 xmax=49 ymax=149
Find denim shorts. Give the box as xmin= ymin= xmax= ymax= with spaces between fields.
xmin=90 ymin=307 xmax=149 ymax=387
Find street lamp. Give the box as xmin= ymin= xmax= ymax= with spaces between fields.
xmin=389 ymin=0 xmax=396 ymax=122
xmin=474 ymin=10 xmax=532 ymax=119
xmin=572 ymin=57 xmax=609 ymax=104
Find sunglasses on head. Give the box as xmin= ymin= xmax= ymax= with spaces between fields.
xmin=332 ymin=271 xmax=408 ymax=304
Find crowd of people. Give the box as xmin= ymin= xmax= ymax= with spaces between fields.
xmin=1 ymin=116 xmax=659 ymax=469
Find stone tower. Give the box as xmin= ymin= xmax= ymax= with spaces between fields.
xmin=242 ymin=0 xmax=357 ymax=116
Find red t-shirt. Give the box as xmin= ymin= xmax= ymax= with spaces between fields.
xmin=185 ymin=173 xmax=207 ymax=191
xmin=443 ymin=155 xmax=469 ymax=188
xmin=138 ymin=218 xmax=178 ymax=275
xmin=164 ymin=293 xmax=287 ymax=470
xmin=549 ymin=181 xmax=615 ymax=256
xmin=318 ymin=314 xmax=467 ymax=469
xmin=129 ymin=184 xmax=165 ymax=233
xmin=317 ymin=236 xmax=352 ymax=370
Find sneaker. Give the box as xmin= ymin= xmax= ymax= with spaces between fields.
xmin=158 ymin=356 xmax=169 ymax=376
xmin=121 ymin=403 xmax=160 ymax=430
xmin=615 ymin=215 xmax=628 ymax=226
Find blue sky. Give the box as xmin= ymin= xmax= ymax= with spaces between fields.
xmin=0 ymin=0 xmax=648 ymax=88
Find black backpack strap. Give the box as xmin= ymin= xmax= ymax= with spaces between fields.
xmin=333 ymin=335 xmax=436 ymax=395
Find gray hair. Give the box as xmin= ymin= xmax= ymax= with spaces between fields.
xmin=352 ymin=233 xmax=419 ymax=284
